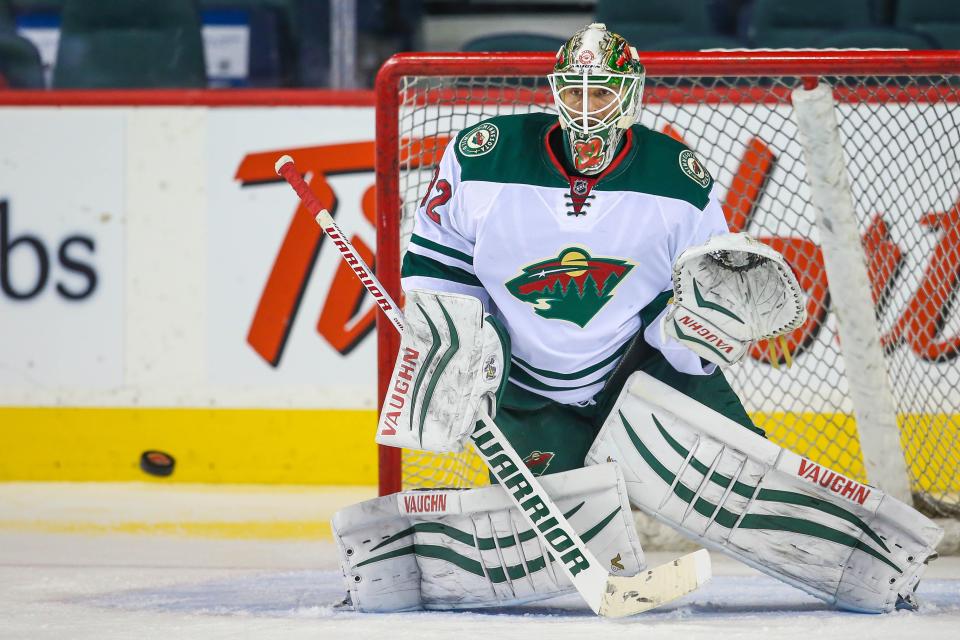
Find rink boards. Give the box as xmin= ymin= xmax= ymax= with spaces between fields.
xmin=0 ymin=97 xmax=957 ymax=490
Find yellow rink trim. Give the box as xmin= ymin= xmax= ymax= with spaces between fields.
xmin=3 ymin=407 xmax=958 ymax=492
xmin=0 ymin=519 xmax=333 ymax=540
xmin=0 ymin=407 xmax=379 ymax=484
xmin=402 ymin=412 xmax=960 ymax=494
xmin=752 ymin=411 xmax=959 ymax=492
xmin=756 ymin=412 xmax=869 ymax=481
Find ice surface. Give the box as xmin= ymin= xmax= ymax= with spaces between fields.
xmin=1 ymin=483 xmax=957 ymax=640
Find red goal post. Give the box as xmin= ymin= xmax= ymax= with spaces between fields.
xmin=374 ymin=50 xmax=960 ymax=519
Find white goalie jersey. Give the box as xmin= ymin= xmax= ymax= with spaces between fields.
xmin=402 ymin=113 xmax=731 ymax=403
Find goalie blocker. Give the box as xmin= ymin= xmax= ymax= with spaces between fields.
xmin=586 ymin=370 xmax=943 ymax=613
xmin=376 ymin=289 xmax=510 ymax=453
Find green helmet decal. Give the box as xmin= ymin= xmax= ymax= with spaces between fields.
xmin=553 ymin=24 xmax=643 ymax=77
xmin=608 ymin=36 xmax=644 ymax=75
xmin=549 ymin=24 xmax=646 ymax=175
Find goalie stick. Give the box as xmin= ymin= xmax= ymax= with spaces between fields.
xmin=274 ymin=154 xmax=711 ymax=617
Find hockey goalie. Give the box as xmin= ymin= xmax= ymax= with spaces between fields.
xmin=331 ymin=23 xmax=943 ymax=615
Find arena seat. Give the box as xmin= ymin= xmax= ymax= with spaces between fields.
xmin=200 ymin=0 xmax=299 ymax=87
xmin=461 ymin=32 xmax=565 ymax=53
xmin=52 ymin=0 xmax=206 ymax=88
xmin=9 ymin=0 xmax=65 ymax=11
xmin=595 ymin=0 xmax=715 ymax=46
xmin=0 ymin=31 xmax=43 ymax=87
xmin=895 ymin=0 xmax=960 ymax=48
xmin=0 ymin=0 xmax=14 ymax=33
xmin=814 ymin=27 xmax=938 ymax=49
xmin=747 ymin=0 xmax=873 ymax=48
xmin=641 ymin=34 xmax=744 ymax=52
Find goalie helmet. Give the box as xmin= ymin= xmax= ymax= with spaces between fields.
xmin=548 ymin=23 xmax=645 ymax=175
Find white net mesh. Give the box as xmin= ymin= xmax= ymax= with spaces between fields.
xmin=386 ymin=64 xmax=960 ymax=517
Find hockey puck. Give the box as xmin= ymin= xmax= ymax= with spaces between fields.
xmin=140 ymin=450 xmax=175 ymax=477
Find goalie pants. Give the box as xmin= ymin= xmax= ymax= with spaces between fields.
xmin=494 ymin=325 xmax=763 ymax=479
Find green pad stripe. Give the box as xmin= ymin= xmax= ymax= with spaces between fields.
xmin=512 ymin=340 xmax=630 ymax=380
xmin=359 ymin=503 xmax=621 ymax=582
xmin=620 ymin=412 xmax=900 ymax=573
xmin=410 ymin=302 xmax=442 ymax=437
xmin=650 ymin=414 xmax=890 ymax=552
xmin=692 ymin=278 xmax=743 ymax=324
xmin=418 ymin=300 xmax=460 ymax=440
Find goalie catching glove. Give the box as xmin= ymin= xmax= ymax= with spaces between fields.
xmin=664 ymin=233 xmax=805 ymax=366
xmin=376 ymin=289 xmax=510 ymax=453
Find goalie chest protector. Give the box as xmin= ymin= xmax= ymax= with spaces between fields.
xmin=402 ymin=113 xmax=730 ymax=404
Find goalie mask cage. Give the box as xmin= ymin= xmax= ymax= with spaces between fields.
xmin=374 ymin=50 xmax=960 ymax=522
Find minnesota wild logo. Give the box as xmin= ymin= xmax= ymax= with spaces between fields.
xmin=505 ymin=247 xmax=634 ymax=327
xmin=523 ymin=450 xmax=555 ymax=476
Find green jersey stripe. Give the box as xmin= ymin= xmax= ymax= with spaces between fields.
xmin=402 ymin=251 xmax=482 ymax=287
xmin=509 ymin=365 xmax=609 ymax=392
xmin=512 ymin=340 xmax=630 ymax=380
xmin=410 ymin=234 xmax=474 ymax=265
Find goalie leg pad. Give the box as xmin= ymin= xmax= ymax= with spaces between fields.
xmin=332 ymin=464 xmax=646 ymax=612
xmin=586 ymin=371 xmax=943 ymax=613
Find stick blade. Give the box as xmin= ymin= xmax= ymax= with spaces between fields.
xmin=598 ymin=549 xmax=711 ymax=618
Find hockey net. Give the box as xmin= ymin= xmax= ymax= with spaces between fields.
xmin=374 ymin=51 xmax=960 ymax=519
